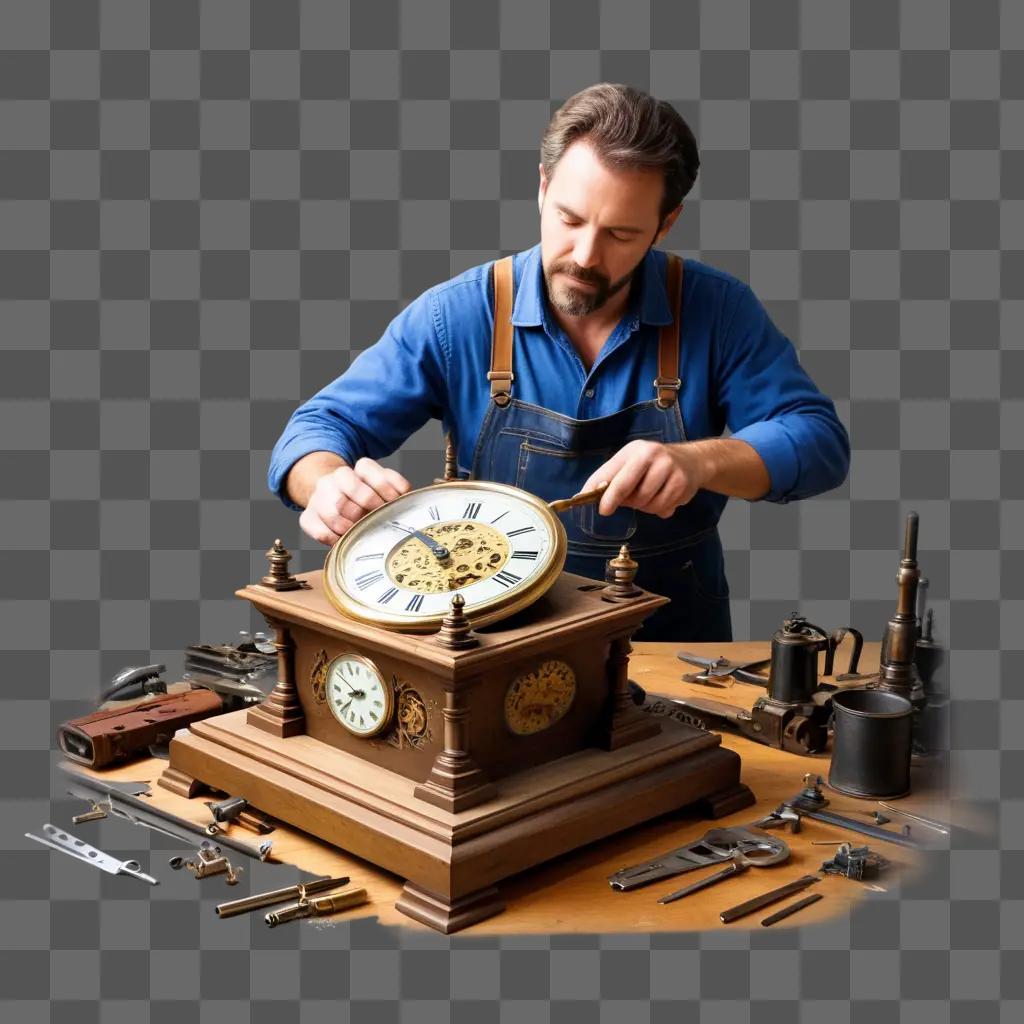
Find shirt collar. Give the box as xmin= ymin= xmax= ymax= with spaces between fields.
xmin=510 ymin=245 xmax=675 ymax=328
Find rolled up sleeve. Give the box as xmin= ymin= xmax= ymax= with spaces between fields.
xmin=268 ymin=291 xmax=449 ymax=509
xmin=716 ymin=284 xmax=850 ymax=503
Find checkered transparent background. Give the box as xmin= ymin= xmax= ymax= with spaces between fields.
xmin=2 ymin=0 xmax=1022 ymax=1018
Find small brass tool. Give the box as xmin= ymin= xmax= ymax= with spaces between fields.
xmin=549 ymin=481 xmax=609 ymax=514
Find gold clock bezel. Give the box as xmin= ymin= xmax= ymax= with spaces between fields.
xmin=324 ymin=652 xmax=394 ymax=738
xmin=323 ymin=480 xmax=568 ymax=632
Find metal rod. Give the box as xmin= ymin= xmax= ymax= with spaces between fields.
xmin=549 ymin=481 xmax=608 ymax=514
xmin=799 ymin=806 xmax=924 ymax=850
xmin=877 ymin=803 xmax=950 ymax=835
xmin=60 ymin=765 xmax=275 ymax=862
xmin=216 ymin=876 xmax=351 ymax=918
xmin=761 ymin=892 xmax=824 ymax=927
xmin=720 ymin=875 xmax=821 ymax=924
xmin=657 ymin=862 xmax=747 ymax=905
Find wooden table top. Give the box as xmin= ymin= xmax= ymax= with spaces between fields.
xmin=81 ymin=640 xmax=949 ymax=935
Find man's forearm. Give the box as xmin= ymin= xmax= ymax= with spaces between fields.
xmin=285 ymin=451 xmax=349 ymax=508
xmin=669 ymin=438 xmax=771 ymax=501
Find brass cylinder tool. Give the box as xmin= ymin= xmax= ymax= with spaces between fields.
xmin=265 ymin=887 xmax=369 ymax=927
xmin=215 ymin=875 xmax=351 ymax=919
xmin=548 ymin=481 xmax=609 ymax=514
xmin=877 ymin=511 xmax=923 ymax=699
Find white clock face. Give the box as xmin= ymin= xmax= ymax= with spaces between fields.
xmin=323 ymin=482 xmax=566 ymax=631
xmin=325 ymin=654 xmax=393 ymax=737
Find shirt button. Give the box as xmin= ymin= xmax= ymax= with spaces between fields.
xmin=585 ymin=389 xmax=595 ymax=398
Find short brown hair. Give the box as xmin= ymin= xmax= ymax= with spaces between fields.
xmin=541 ymin=83 xmax=700 ymax=220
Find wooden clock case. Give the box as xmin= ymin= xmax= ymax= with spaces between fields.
xmin=162 ymin=566 xmax=754 ymax=933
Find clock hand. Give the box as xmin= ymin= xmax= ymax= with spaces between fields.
xmin=389 ymin=521 xmax=451 ymax=561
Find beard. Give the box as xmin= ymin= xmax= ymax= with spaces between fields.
xmin=543 ymin=258 xmax=637 ymax=317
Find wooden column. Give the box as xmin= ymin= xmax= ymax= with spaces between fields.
xmin=247 ymin=616 xmax=305 ymax=738
xmin=599 ymin=631 xmax=661 ymax=750
xmin=414 ymin=684 xmax=495 ymax=812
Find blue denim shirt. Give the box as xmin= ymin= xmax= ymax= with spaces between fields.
xmin=269 ymin=245 xmax=850 ymax=509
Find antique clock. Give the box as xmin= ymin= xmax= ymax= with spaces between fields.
xmin=163 ymin=475 xmax=754 ymax=933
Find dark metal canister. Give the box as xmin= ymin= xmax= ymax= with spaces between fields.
xmin=828 ymin=688 xmax=914 ymax=798
xmin=768 ymin=617 xmax=825 ymax=705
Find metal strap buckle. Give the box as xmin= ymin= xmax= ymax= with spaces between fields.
xmin=652 ymin=376 xmax=681 ymax=392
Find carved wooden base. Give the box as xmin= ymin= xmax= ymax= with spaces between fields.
xmin=157 ymin=764 xmax=208 ymax=799
xmin=247 ymin=701 xmax=305 ymax=738
xmin=413 ymin=775 xmax=497 ymax=813
xmin=165 ymin=708 xmax=752 ymax=933
xmin=396 ymin=881 xmax=504 ymax=933
xmin=693 ymin=781 xmax=757 ymax=819
xmin=600 ymin=710 xmax=662 ymax=751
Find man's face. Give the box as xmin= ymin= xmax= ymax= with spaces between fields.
xmin=538 ymin=140 xmax=680 ymax=318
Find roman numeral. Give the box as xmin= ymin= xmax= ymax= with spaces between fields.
xmin=494 ymin=570 xmax=522 ymax=588
xmin=490 ymin=510 xmax=509 ymax=524
xmin=463 ymin=502 xmax=481 ymax=519
xmin=428 ymin=505 xmax=440 ymax=520
xmin=355 ymin=552 xmax=383 ymax=561
xmin=378 ymin=587 xmax=398 ymax=604
xmin=406 ymin=593 xmax=425 ymax=612
xmin=506 ymin=526 xmax=535 ymax=537
xmin=510 ymin=550 xmax=538 ymax=560
xmin=355 ymin=571 xmax=383 ymax=590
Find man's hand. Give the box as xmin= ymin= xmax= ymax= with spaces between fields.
xmin=580 ymin=438 xmax=771 ymax=519
xmin=581 ymin=440 xmax=706 ymax=519
xmin=298 ymin=457 xmax=412 ymax=546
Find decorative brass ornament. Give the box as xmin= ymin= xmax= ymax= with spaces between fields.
xmin=379 ymin=680 xmax=435 ymax=751
xmin=309 ymin=649 xmax=329 ymax=704
xmin=504 ymin=659 xmax=577 ymax=736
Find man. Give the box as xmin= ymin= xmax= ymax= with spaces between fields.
xmin=270 ymin=84 xmax=849 ymax=641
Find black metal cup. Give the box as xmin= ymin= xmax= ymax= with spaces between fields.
xmin=828 ymin=688 xmax=913 ymax=798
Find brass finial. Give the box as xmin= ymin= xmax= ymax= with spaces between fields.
xmin=435 ymin=593 xmax=479 ymax=649
xmin=258 ymin=539 xmax=308 ymax=591
xmin=434 ymin=432 xmax=460 ymax=483
xmin=603 ymin=544 xmax=642 ymax=600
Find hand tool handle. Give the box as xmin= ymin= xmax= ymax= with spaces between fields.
xmin=761 ymin=892 xmax=824 ymax=927
xmin=719 ymin=874 xmax=820 ymax=923
xmin=549 ymin=481 xmax=608 ymax=513
xmin=658 ymin=861 xmax=746 ymax=904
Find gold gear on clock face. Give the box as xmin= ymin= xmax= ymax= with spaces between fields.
xmin=323 ymin=480 xmax=567 ymax=632
xmin=387 ymin=520 xmax=511 ymax=594
xmin=504 ymin=659 xmax=577 ymax=736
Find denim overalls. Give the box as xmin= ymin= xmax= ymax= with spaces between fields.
xmin=469 ymin=255 xmax=732 ymax=642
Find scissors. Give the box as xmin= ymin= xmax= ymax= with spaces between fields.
xmin=676 ymin=651 xmax=772 ymax=687
xmin=608 ymin=824 xmax=790 ymax=891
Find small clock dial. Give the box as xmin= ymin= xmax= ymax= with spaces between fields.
xmin=324 ymin=654 xmax=394 ymax=738
xmin=323 ymin=481 xmax=567 ymax=631
xmin=504 ymin=660 xmax=577 ymax=736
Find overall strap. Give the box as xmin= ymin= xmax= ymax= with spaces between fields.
xmin=654 ymin=253 xmax=684 ymax=409
xmin=488 ymin=255 xmax=515 ymax=407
